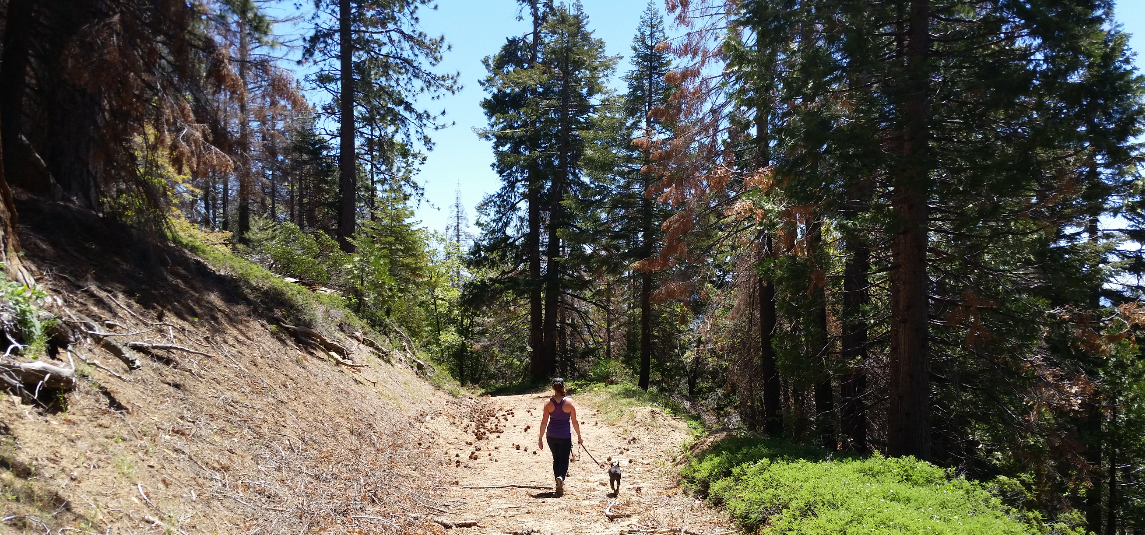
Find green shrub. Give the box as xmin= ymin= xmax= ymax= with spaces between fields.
xmin=243 ymin=217 xmax=347 ymax=285
xmin=573 ymin=382 xmax=703 ymax=433
xmin=683 ymin=438 xmax=1037 ymax=534
xmin=1 ymin=279 xmax=57 ymax=359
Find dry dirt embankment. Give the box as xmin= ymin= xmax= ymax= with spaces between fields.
xmin=2 ymin=198 xmax=454 ymax=533
xmin=1 ymin=197 xmax=732 ymax=535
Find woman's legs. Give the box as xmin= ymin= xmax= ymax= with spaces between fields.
xmin=546 ymin=437 xmax=572 ymax=479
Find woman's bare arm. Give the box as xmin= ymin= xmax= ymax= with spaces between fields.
xmin=569 ymin=401 xmax=583 ymax=444
xmin=537 ymin=401 xmax=552 ymax=450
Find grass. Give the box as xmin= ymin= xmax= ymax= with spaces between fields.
xmin=172 ymin=220 xmax=463 ymax=393
xmin=679 ymin=436 xmax=1079 ymax=535
xmin=572 ymin=381 xmax=704 ymax=435
xmin=171 ymin=220 xmax=365 ymax=332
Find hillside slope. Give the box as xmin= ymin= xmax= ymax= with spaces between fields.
xmin=1 ymin=197 xmax=459 ymax=533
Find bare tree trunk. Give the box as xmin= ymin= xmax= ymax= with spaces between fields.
xmin=887 ymin=0 xmax=931 ymax=461
xmin=0 ymin=0 xmax=33 ymax=172
xmin=840 ymin=232 xmax=869 ymax=452
xmin=527 ymin=0 xmax=546 ymax=382
xmin=605 ymin=279 xmax=613 ymax=362
xmin=0 ymin=121 xmax=30 ymax=285
xmin=1108 ymin=407 xmax=1117 ymax=535
xmin=754 ymin=53 xmax=781 ymax=435
xmin=809 ymin=218 xmax=835 ymax=450
xmin=759 ymin=234 xmax=782 ymax=437
xmin=336 ymin=0 xmax=356 ymax=252
xmin=638 ymin=269 xmax=652 ymax=389
xmin=1084 ymin=401 xmax=1104 ymax=535
xmin=221 ymin=174 xmax=230 ymax=231
xmin=236 ymin=18 xmax=252 ymax=240
xmin=636 ymin=174 xmax=654 ymax=391
xmin=528 ymin=180 xmax=544 ymax=380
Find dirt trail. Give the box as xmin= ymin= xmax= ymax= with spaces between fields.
xmin=421 ymin=393 xmax=734 ymax=535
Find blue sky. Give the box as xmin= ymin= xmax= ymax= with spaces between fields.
xmin=299 ymin=0 xmax=1145 ymax=239
xmin=410 ymin=0 xmax=652 ymax=237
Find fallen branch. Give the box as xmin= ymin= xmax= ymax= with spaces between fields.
xmin=460 ymin=484 xmax=551 ymax=490
xmin=272 ymin=317 xmax=350 ymax=357
xmin=70 ymin=350 xmax=131 ymax=383
xmin=605 ymin=500 xmax=630 ymax=521
xmin=350 ymin=515 xmax=400 ymax=528
xmin=77 ymin=316 xmax=141 ymax=370
xmin=326 ymin=350 xmax=367 ymax=368
xmin=126 ymin=342 xmax=218 ymax=359
xmin=87 ymin=287 xmax=148 ymax=323
xmin=85 ymin=328 xmax=155 ymax=337
xmin=618 ymin=529 xmax=710 ymax=535
xmin=0 ymin=359 xmax=76 ymax=390
xmin=138 ymin=483 xmax=158 ymax=510
xmin=407 ymin=513 xmax=478 ymax=529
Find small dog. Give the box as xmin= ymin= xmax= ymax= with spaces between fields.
xmin=608 ymin=461 xmax=622 ymax=493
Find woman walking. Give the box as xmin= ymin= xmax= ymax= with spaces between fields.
xmin=537 ymin=377 xmax=582 ymax=495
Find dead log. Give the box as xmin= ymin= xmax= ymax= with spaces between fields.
xmin=325 ymin=350 xmax=367 ymax=368
xmin=64 ymin=310 xmax=141 ymax=370
xmin=460 ymin=484 xmax=550 ymax=490
xmin=353 ymin=331 xmax=392 ymax=362
xmin=407 ymin=514 xmax=479 ymax=529
xmin=126 ymin=342 xmax=218 ymax=359
xmin=87 ymin=330 xmax=142 ymax=370
xmin=618 ymin=529 xmax=711 ymax=535
xmin=271 ymin=317 xmax=349 ymax=356
xmin=0 ymin=359 xmax=75 ymax=390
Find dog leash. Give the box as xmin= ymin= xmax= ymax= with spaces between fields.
xmin=580 ymin=443 xmax=603 ymax=467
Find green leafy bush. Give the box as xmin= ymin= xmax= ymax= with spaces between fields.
xmin=683 ymin=438 xmax=1038 ymax=534
xmin=1 ymin=280 xmax=57 ymax=359
xmin=243 ymin=217 xmax=347 ymax=285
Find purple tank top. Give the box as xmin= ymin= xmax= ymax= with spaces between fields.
xmin=547 ymin=398 xmax=572 ymax=439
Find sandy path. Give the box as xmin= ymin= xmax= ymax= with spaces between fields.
xmin=421 ymin=393 xmax=734 ymax=535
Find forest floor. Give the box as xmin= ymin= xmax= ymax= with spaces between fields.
xmin=423 ymin=393 xmax=735 ymax=535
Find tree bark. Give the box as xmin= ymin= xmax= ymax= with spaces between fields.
xmin=887 ymin=0 xmax=931 ymax=461
xmin=810 ymin=218 xmax=835 ymax=450
xmin=638 ymin=270 xmax=652 ymax=390
xmin=1084 ymin=400 xmax=1104 ymax=535
xmin=236 ymin=17 xmax=252 ymax=240
xmin=840 ymin=232 xmax=869 ymax=452
xmin=1107 ymin=407 xmax=1117 ymax=535
xmin=754 ymin=48 xmax=781 ymax=436
xmin=336 ymin=0 xmax=357 ymax=252
xmin=0 ymin=0 xmax=34 ymax=167
xmin=638 ymin=158 xmax=653 ymax=390
xmin=0 ymin=122 xmax=29 ymax=285
xmin=759 ymin=235 xmax=782 ymax=437
xmin=526 ymin=0 xmax=546 ymax=382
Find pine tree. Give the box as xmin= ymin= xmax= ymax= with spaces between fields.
xmin=626 ymin=0 xmax=672 ymax=391
xmin=304 ymin=0 xmax=458 ymax=252
xmin=474 ymin=1 xmax=614 ymax=380
xmin=445 ymin=185 xmax=472 ymax=288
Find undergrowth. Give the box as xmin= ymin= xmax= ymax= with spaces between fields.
xmin=0 ymin=276 xmax=57 ymax=359
xmin=573 ymin=381 xmax=704 ymax=434
xmin=170 ymin=220 xmax=460 ymax=386
xmin=681 ymin=437 xmax=1084 ymax=535
xmin=171 ymin=219 xmax=363 ymax=332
